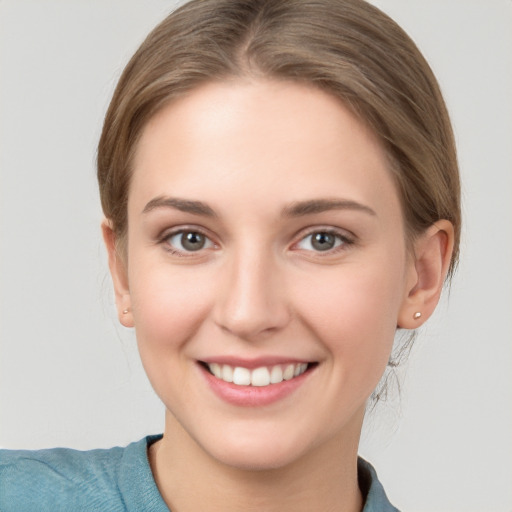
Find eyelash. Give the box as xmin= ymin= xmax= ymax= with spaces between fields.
xmin=158 ymin=227 xmax=215 ymax=257
xmin=157 ymin=227 xmax=355 ymax=257
xmin=292 ymin=228 xmax=355 ymax=255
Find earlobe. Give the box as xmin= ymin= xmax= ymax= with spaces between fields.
xmin=398 ymin=220 xmax=454 ymax=329
xmin=101 ymin=220 xmax=134 ymax=328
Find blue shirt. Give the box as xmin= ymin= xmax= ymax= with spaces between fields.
xmin=0 ymin=435 xmax=399 ymax=511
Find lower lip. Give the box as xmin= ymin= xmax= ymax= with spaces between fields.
xmin=199 ymin=364 xmax=314 ymax=407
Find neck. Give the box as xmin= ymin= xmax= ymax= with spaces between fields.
xmin=149 ymin=411 xmax=364 ymax=512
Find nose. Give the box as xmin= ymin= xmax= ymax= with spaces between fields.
xmin=213 ymin=247 xmax=291 ymax=341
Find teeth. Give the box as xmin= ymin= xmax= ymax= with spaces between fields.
xmin=270 ymin=365 xmax=283 ymax=384
xmin=207 ymin=362 xmax=309 ymax=387
xmin=232 ymin=367 xmax=251 ymax=386
xmin=283 ymin=364 xmax=295 ymax=380
xmin=251 ymin=367 xmax=270 ymax=387
xmin=222 ymin=364 xmax=233 ymax=383
xmin=209 ymin=363 xmax=222 ymax=378
xmin=295 ymin=363 xmax=308 ymax=376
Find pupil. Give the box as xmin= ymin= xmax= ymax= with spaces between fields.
xmin=182 ymin=232 xmax=205 ymax=251
xmin=312 ymin=232 xmax=335 ymax=251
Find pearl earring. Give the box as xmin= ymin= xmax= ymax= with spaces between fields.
xmin=413 ymin=312 xmax=422 ymax=319
xmin=122 ymin=308 xmax=130 ymax=314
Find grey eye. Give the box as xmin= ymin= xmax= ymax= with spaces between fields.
xmin=181 ymin=232 xmax=205 ymax=251
xmin=168 ymin=231 xmax=213 ymax=252
xmin=311 ymin=232 xmax=336 ymax=251
xmin=296 ymin=231 xmax=344 ymax=252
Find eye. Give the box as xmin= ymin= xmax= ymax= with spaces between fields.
xmin=165 ymin=230 xmax=214 ymax=253
xmin=295 ymin=230 xmax=350 ymax=252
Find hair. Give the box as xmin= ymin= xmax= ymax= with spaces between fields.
xmin=97 ymin=0 xmax=460 ymax=275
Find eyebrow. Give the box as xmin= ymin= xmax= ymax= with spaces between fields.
xmin=142 ymin=196 xmax=217 ymax=217
xmin=142 ymin=196 xmax=376 ymax=218
xmin=282 ymin=198 xmax=376 ymax=217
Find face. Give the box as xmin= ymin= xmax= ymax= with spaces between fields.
xmin=117 ymin=79 xmax=417 ymax=470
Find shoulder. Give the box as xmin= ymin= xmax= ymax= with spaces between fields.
xmin=0 ymin=442 xmax=125 ymax=482
xmin=0 ymin=435 xmax=168 ymax=512
xmin=0 ymin=443 xmax=126 ymax=511
xmin=358 ymin=457 xmax=401 ymax=512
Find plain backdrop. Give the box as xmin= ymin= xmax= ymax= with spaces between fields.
xmin=1 ymin=1 xmax=511 ymax=511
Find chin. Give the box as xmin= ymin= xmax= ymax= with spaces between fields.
xmin=198 ymin=422 xmax=327 ymax=473
xmin=211 ymin=442 xmax=303 ymax=472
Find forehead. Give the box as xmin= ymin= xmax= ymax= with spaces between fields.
xmin=130 ymin=79 xmax=401 ymax=223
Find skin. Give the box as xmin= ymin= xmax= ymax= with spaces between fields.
xmin=104 ymin=79 xmax=453 ymax=512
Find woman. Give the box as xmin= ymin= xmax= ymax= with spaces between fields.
xmin=0 ymin=0 xmax=460 ymax=510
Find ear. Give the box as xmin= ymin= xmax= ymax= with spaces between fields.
xmin=101 ymin=220 xmax=134 ymax=328
xmin=398 ymin=220 xmax=455 ymax=329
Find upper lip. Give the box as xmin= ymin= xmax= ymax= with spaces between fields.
xmin=199 ymin=356 xmax=314 ymax=369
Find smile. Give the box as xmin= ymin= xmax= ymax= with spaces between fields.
xmin=205 ymin=362 xmax=310 ymax=387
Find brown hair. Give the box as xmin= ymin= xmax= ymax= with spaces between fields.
xmin=97 ymin=0 xmax=460 ymax=275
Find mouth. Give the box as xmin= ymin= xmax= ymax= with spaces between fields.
xmin=199 ymin=361 xmax=316 ymax=387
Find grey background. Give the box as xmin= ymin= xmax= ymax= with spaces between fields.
xmin=1 ymin=1 xmax=511 ymax=511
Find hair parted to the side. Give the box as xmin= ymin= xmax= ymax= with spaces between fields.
xmin=97 ymin=0 xmax=460 ymax=274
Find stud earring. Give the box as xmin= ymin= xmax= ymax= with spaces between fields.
xmin=413 ymin=312 xmax=422 ymax=319
xmin=122 ymin=308 xmax=130 ymax=315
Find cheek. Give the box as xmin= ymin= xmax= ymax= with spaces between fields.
xmin=293 ymin=259 xmax=405 ymax=383
xmin=128 ymin=262 xmax=213 ymax=366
